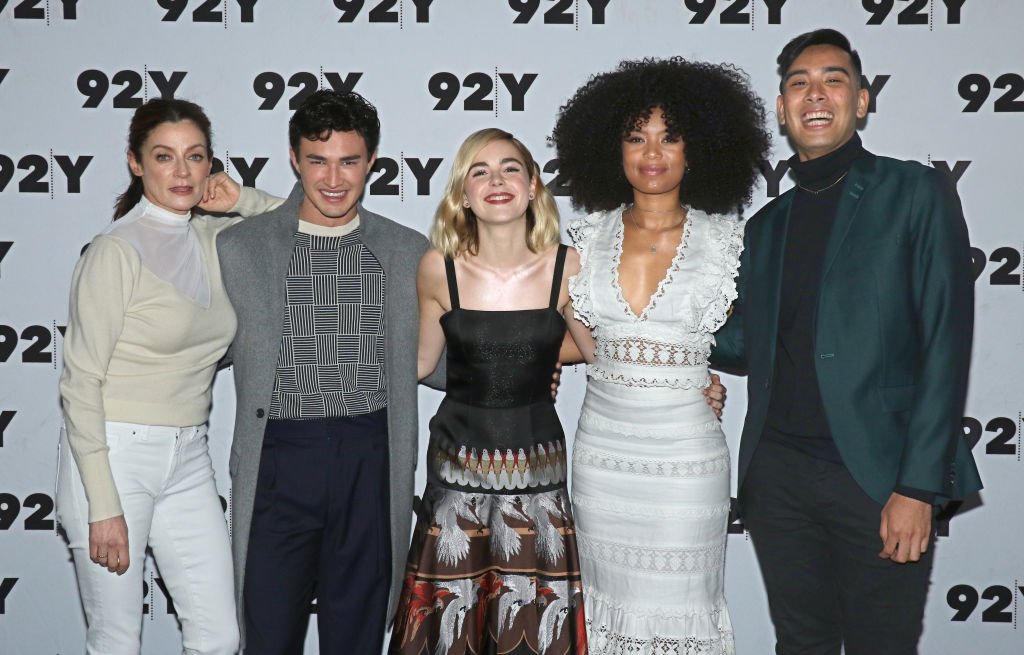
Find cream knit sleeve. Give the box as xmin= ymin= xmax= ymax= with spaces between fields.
xmin=229 ymin=186 xmax=286 ymax=217
xmin=59 ymin=236 xmax=138 ymax=522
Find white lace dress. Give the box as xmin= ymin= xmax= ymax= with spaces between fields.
xmin=568 ymin=206 xmax=743 ymax=655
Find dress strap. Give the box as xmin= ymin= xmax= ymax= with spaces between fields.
xmin=548 ymin=243 xmax=568 ymax=310
xmin=443 ymin=257 xmax=460 ymax=309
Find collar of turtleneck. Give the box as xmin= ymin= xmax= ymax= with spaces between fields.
xmin=789 ymin=133 xmax=866 ymax=192
xmin=139 ymin=198 xmax=192 ymax=226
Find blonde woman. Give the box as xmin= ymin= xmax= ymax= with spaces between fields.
xmin=388 ymin=128 xmax=587 ymax=655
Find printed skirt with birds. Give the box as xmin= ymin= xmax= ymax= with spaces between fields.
xmin=390 ymin=247 xmax=587 ymax=655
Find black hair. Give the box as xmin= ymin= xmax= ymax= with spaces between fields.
xmin=776 ymin=28 xmax=863 ymax=93
xmin=552 ymin=57 xmax=771 ymax=215
xmin=114 ymin=98 xmax=212 ymax=219
xmin=288 ymin=89 xmax=381 ymax=155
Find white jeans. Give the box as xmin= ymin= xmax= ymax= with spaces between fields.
xmin=56 ymin=422 xmax=239 ymax=655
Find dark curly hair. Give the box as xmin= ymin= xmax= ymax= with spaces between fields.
xmin=552 ymin=58 xmax=771 ymax=215
xmin=289 ymin=89 xmax=381 ymax=154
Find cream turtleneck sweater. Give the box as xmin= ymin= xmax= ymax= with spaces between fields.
xmin=60 ymin=200 xmax=241 ymax=522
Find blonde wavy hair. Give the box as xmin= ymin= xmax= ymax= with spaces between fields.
xmin=431 ymin=128 xmax=560 ymax=258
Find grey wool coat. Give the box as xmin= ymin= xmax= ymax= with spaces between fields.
xmin=216 ymin=182 xmax=431 ymax=647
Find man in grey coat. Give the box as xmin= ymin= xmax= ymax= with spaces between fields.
xmin=215 ymin=90 xmax=433 ymax=654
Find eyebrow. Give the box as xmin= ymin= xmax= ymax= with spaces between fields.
xmin=150 ymin=143 xmax=207 ymax=151
xmin=306 ymin=154 xmax=362 ymax=162
xmin=469 ymin=157 xmax=525 ymax=169
xmin=785 ymin=66 xmax=851 ymax=82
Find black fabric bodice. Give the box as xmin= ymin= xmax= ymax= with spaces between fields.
xmin=441 ymin=307 xmax=564 ymax=408
xmin=426 ymin=245 xmax=569 ymax=493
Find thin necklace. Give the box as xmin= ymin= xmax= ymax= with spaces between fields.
xmin=796 ymin=171 xmax=848 ymax=195
xmin=626 ymin=207 xmax=686 ymax=254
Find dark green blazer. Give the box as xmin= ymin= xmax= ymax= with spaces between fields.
xmin=712 ymin=152 xmax=982 ymax=505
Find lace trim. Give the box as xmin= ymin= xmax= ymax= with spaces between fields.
xmin=579 ymin=409 xmax=721 ymax=439
xmin=596 ymin=337 xmax=707 ymax=368
xmin=567 ymin=210 xmax=609 ymax=328
xmin=573 ymin=493 xmax=731 ymax=519
xmin=586 ymin=367 xmax=712 ymax=391
xmin=577 ymin=533 xmax=725 ymax=574
xmin=695 ymin=216 xmax=744 ymax=335
xmin=611 ymin=207 xmax=694 ymax=322
xmin=572 ymin=442 xmax=730 ymax=479
xmin=567 ymin=209 xmax=743 ymax=338
xmin=584 ymin=588 xmax=730 ymax=620
xmin=587 ymin=622 xmax=735 ymax=655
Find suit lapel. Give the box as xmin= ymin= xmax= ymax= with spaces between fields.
xmin=819 ymin=155 xmax=877 ymax=281
xmin=758 ymin=194 xmax=792 ymax=365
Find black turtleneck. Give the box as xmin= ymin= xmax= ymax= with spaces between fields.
xmin=764 ymin=134 xmax=865 ymax=462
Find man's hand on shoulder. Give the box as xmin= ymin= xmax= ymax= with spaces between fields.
xmin=878 ymin=492 xmax=932 ymax=564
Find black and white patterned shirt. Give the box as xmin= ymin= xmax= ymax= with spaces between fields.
xmin=269 ymin=219 xmax=387 ymax=419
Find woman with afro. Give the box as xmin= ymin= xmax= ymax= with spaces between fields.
xmin=553 ymin=57 xmax=770 ymax=654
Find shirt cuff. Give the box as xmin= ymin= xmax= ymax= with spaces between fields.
xmin=893 ymin=484 xmax=937 ymax=505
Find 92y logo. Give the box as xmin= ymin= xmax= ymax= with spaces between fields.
xmin=428 ymin=72 xmax=537 ymax=112
xmin=0 ymin=325 xmax=62 ymax=363
xmin=334 ymin=0 xmax=434 ymax=23
xmin=959 ymin=74 xmax=1024 ymax=112
xmin=970 ymin=246 xmax=1022 ymax=287
xmin=0 ymin=154 xmax=92 ymax=194
xmin=0 ymin=410 xmax=14 ymax=447
xmin=253 ymin=71 xmax=362 ymax=110
xmin=509 ymin=0 xmax=610 ymax=24
xmin=77 ymin=70 xmax=187 ymax=109
xmin=158 ymin=0 xmax=258 ymax=22
xmin=947 ymin=583 xmax=1024 ymax=623
xmin=0 ymin=579 xmax=16 ymax=614
xmin=681 ymin=0 xmax=787 ymax=25
xmin=0 ymin=493 xmax=55 ymax=530
xmin=367 ymin=157 xmax=443 ymax=197
xmin=0 ymin=0 xmax=78 ymax=19
xmin=863 ymin=0 xmax=966 ymax=25
xmin=962 ymin=416 xmax=1018 ymax=456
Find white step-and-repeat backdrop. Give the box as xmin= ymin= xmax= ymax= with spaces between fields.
xmin=1 ymin=1 xmax=1021 ymax=653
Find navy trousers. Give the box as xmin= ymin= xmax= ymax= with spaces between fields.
xmin=741 ymin=438 xmax=935 ymax=655
xmin=243 ymin=410 xmax=391 ymax=655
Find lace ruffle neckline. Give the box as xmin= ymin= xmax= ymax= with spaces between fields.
xmin=611 ymin=207 xmax=695 ymax=322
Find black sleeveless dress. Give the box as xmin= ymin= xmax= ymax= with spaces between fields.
xmin=390 ymin=244 xmax=587 ymax=655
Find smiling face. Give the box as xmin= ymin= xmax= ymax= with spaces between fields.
xmin=461 ymin=139 xmax=536 ymax=225
xmin=290 ymin=129 xmax=376 ymax=227
xmin=620 ymin=107 xmax=687 ymax=200
xmin=777 ymin=44 xmax=870 ymax=162
xmin=127 ymin=120 xmax=211 ymax=215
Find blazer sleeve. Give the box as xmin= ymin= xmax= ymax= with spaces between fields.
xmin=897 ymin=169 xmax=974 ymax=493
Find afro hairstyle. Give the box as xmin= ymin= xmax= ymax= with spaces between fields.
xmin=552 ymin=57 xmax=771 ymax=215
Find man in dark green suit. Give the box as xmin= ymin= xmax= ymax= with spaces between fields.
xmin=711 ymin=29 xmax=981 ymax=654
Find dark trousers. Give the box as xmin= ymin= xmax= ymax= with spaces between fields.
xmin=244 ymin=410 xmax=392 ymax=655
xmin=741 ymin=438 xmax=934 ymax=655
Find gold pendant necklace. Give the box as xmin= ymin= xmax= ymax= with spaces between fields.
xmin=626 ymin=207 xmax=685 ymax=253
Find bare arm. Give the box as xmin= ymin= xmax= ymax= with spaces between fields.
xmin=417 ymin=250 xmax=449 ymax=380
